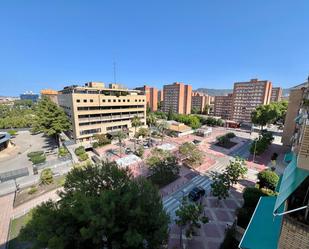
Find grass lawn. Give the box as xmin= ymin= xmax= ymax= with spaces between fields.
xmin=8 ymin=212 xmax=32 ymax=249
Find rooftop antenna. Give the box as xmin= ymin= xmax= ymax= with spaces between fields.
xmin=113 ymin=61 xmax=117 ymax=84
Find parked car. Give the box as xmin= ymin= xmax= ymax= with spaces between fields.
xmin=188 ymin=186 xmax=206 ymax=202
xmin=192 ymin=139 xmax=202 ymax=145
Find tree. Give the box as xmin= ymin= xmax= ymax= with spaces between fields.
xmin=114 ymin=130 xmax=127 ymax=156
xmin=40 ymin=168 xmax=53 ymax=185
xmin=20 ymin=161 xmax=169 ymax=249
xmin=202 ymin=104 xmax=210 ymax=115
xmin=191 ymin=107 xmax=200 ymax=114
xmin=167 ymin=107 xmax=174 ymax=120
xmin=225 ymin=157 xmax=247 ymax=186
xmin=257 ymin=170 xmax=279 ymax=190
xmin=146 ymin=112 xmax=157 ymax=128
xmin=179 ymin=142 xmax=203 ymax=167
xmin=93 ymin=134 xmax=111 ymax=147
xmin=157 ymin=121 xmax=168 ymax=143
xmin=147 ymin=148 xmax=180 ymax=187
xmin=136 ymin=127 xmax=150 ymax=138
xmin=175 ymin=197 xmax=209 ymax=248
xmin=135 ymin=145 xmax=144 ymax=158
xmin=32 ymin=97 xmax=71 ymax=145
xmin=211 ymin=172 xmax=230 ymax=203
xmin=132 ymin=116 xmax=142 ymax=150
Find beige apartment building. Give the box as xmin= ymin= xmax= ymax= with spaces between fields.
xmin=270 ymin=87 xmax=283 ymax=102
xmin=163 ymin=82 xmax=192 ymax=114
xmin=282 ymin=82 xmax=308 ymax=146
xmin=214 ymin=93 xmax=233 ymax=119
xmin=191 ymin=92 xmax=211 ymax=113
xmin=58 ymin=82 xmax=147 ymax=142
xmin=232 ymin=78 xmax=272 ymax=124
xmin=158 ymin=90 xmax=163 ymax=102
xmin=135 ymin=85 xmax=158 ymax=111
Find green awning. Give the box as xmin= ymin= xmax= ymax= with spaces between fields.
xmin=239 ymin=196 xmax=284 ymax=249
xmin=273 ymin=154 xmax=309 ymax=213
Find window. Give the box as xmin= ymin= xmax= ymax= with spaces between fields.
xmin=142 ymin=99 xmax=145 ymax=102
xmin=127 ymin=99 xmax=130 ymax=102
xmin=139 ymin=99 xmax=141 ymax=102
xmin=77 ymin=99 xmax=80 ymax=103
xmin=103 ymin=99 xmax=106 ymax=102
xmin=108 ymin=99 xmax=111 ymax=102
xmin=113 ymin=100 xmax=116 ymax=102
xmin=90 ymin=99 xmax=93 ymax=103
xmin=83 ymin=99 xmax=87 ymax=103
xmin=135 ymin=99 xmax=137 ymax=102
xmin=118 ymin=99 xmax=121 ymax=102
xmin=123 ymin=99 xmax=126 ymax=102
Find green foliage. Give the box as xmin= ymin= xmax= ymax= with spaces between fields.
xmin=237 ymin=207 xmax=255 ymax=229
xmin=75 ymin=146 xmax=86 ymax=156
xmin=30 ymin=154 xmax=46 ymax=165
xmin=197 ymin=116 xmax=224 ymax=127
xmin=243 ymin=187 xmax=265 ymax=208
xmin=136 ymin=127 xmax=149 ymax=138
xmin=153 ymin=111 xmax=167 ymax=120
xmin=225 ymin=157 xmax=247 ymax=185
xmin=27 ymin=151 xmax=44 ymax=158
xmin=257 ymin=170 xmax=279 ymax=190
xmin=172 ymin=114 xmax=201 ymax=129
xmin=28 ymin=186 xmax=38 ymax=195
xmin=157 ymin=121 xmax=168 ymax=142
xmin=93 ymin=134 xmax=111 ymax=147
xmin=114 ymin=130 xmax=127 ymax=155
xmin=146 ymin=112 xmax=157 ymax=127
xmin=147 ymin=148 xmax=180 ymax=187
xmin=78 ymin=153 xmax=89 ymax=162
xmin=32 ymin=97 xmax=71 ymax=139
xmin=167 ymin=108 xmax=174 ymax=120
xmin=191 ymin=107 xmax=201 ymax=114
xmin=211 ymin=172 xmax=230 ymax=200
xmin=250 ymin=131 xmax=274 ymax=155
xmin=40 ymin=168 xmax=53 ymax=185
xmin=179 ymin=142 xmax=203 ymax=167
xmin=175 ymin=197 xmax=209 ymax=242
xmin=20 ymin=161 xmax=169 ymax=249
xmin=7 ymin=129 xmax=18 ymax=136
xmin=226 ymin=132 xmax=236 ymax=138
xmin=58 ymin=146 xmax=69 ymax=157
xmin=135 ymin=145 xmax=144 ymax=158
xmin=220 ymin=226 xmax=239 ymax=249
xmin=131 ymin=115 xmax=142 ymax=132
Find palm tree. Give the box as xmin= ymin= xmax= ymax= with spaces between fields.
xmin=131 ymin=115 xmax=142 ymax=150
xmin=114 ymin=130 xmax=127 ymax=156
xmin=157 ymin=121 xmax=168 ymax=143
xmin=147 ymin=112 xmax=157 ymax=128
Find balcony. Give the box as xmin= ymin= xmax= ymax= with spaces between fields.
xmin=297 ymin=119 xmax=309 ymax=170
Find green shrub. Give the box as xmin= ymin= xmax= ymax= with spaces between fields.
xmin=40 ymin=168 xmax=53 ymax=185
xmin=7 ymin=129 xmax=18 ymax=136
xmin=226 ymin=132 xmax=236 ymax=139
xmin=79 ymin=153 xmax=89 ymax=161
xmin=92 ymin=142 xmax=99 ymax=148
xmin=30 ymin=154 xmax=46 ymax=165
xmin=243 ymin=187 xmax=265 ymax=208
xmin=220 ymin=226 xmax=238 ymax=249
xmin=135 ymin=146 xmax=144 ymax=158
xmin=258 ymin=170 xmax=279 ymax=190
xmin=58 ymin=146 xmax=69 ymax=157
xmin=28 ymin=186 xmax=38 ymax=195
xmin=27 ymin=151 xmax=44 ymax=158
xmin=75 ymin=146 xmax=86 ymax=156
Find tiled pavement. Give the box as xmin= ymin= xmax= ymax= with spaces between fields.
xmin=0 ymin=193 xmax=14 ymax=249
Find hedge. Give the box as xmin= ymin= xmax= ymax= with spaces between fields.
xmin=75 ymin=146 xmax=86 ymax=156
xmin=257 ymin=170 xmax=279 ymax=190
xmin=30 ymin=154 xmax=46 ymax=165
xmin=27 ymin=151 xmax=44 ymax=158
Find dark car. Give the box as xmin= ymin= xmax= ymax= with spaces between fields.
xmin=188 ymin=186 xmax=206 ymax=202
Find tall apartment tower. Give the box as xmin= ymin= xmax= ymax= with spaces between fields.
xmin=232 ymin=79 xmax=272 ymax=124
xmin=158 ymin=90 xmax=163 ymax=102
xmin=58 ymin=82 xmax=147 ymax=142
xmin=135 ymin=85 xmax=158 ymax=111
xmin=214 ymin=93 xmax=233 ymax=119
xmin=270 ymin=87 xmax=283 ymax=102
xmin=163 ymin=82 xmax=192 ymax=114
xmin=191 ymin=92 xmax=211 ymax=113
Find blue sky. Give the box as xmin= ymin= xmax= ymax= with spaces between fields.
xmin=0 ymin=0 xmax=309 ymax=96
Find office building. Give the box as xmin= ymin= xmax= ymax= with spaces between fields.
xmin=232 ymin=79 xmax=272 ymax=124
xmin=270 ymin=87 xmax=283 ymax=102
xmin=214 ymin=93 xmax=233 ymax=119
xmin=282 ymin=82 xmax=308 ymax=146
xmin=239 ymin=80 xmax=309 ymax=249
xmin=163 ymin=82 xmax=192 ymax=114
xmin=135 ymin=85 xmax=158 ymax=111
xmin=40 ymin=89 xmax=58 ymax=104
xmin=192 ymin=92 xmax=211 ymax=113
xmin=20 ymin=91 xmax=39 ymax=102
xmin=58 ymin=82 xmax=147 ymax=142
xmin=158 ymin=90 xmax=163 ymax=102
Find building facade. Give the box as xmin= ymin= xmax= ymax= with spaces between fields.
xmin=163 ymin=82 xmax=192 ymax=114
xmin=40 ymin=89 xmax=58 ymax=104
xmin=232 ymin=79 xmax=272 ymax=124
xmin=282 ymin=83 xmax=308 ymax=146
xmin=214 ymin=93 xmax=233 ymax=119
xmin=270 ymin=87 xmax=283 ymax=102
xmin=158 ymin=90 xmax=163 ymax=102
xmin=191 ymin=92 xmax=211 ymax=113
xmin=58 ymin=82 xmax=147 ymax=142
xmin=135 ymin=85 xmax=158 ymax=111
xmin=20 ymin=92 xmax=39 ymax=102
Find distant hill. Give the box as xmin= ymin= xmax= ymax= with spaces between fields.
xmin=195 ymin=88 xmax=290 ymax=96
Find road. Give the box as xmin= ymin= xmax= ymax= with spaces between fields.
xmin=163 ymin=140 xmax=252 ymax=222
